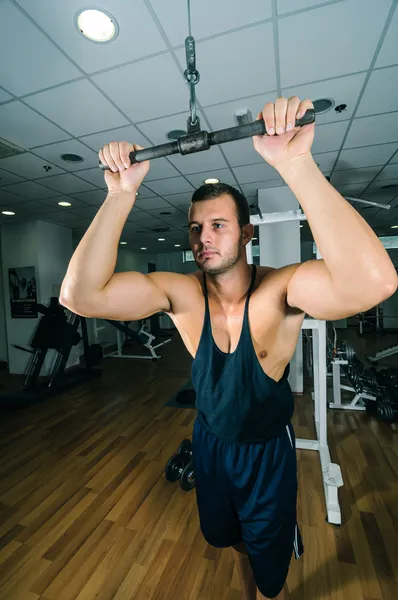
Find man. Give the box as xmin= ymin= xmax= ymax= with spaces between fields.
xmin=60 ymin=97 xmax=397 ymax=599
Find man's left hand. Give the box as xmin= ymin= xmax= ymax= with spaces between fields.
xmin=253 ymin=97 xmax=315 ymax=171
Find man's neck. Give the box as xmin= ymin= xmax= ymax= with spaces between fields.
xmin=205 ymin=261 xmax=253 ymax=306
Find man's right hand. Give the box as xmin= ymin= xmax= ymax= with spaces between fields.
xmin=99 ymin=141 xmax=150 ymax=195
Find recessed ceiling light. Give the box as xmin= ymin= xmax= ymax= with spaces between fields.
xmin=391 ymin=225 xmax=398 ymax=229
xmin=141 ymin=247 xmax=147 ymax=250
xmin=174 ymin=244 xmax=181 ymax=247
xmin=381 ymin=184 xmax=398 ymax=190
xmin=158 ymin=238 xmax=165 ymax=241
xmin=75 ymin=8 xmax=119 ymax=43
xmin=58 ymin=201 xmax=72 ymax=207
xmin=2 ymin=210 xmax=15 ymax=216
xmin=204 ymin=178 xmax=219 ymax=184
xmin=313 ymin=98 xmax=335 ymax=114
xmin=252 ymin=237 xmax=258 ymax=240
xmin=120 ymin=241 xmax=127 ymax=245
xmin=60 ymin=153 xmax=83 ymax=163
xmin=136 ymin=192 xmax=139 ymax=196
xmin=160 ymin=211 xmax=172 ymax=216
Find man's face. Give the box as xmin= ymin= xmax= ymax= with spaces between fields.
xmin=188 ymin=194 xmax=252 ymax=275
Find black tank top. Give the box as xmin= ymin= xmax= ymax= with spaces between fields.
xmin=191 ymin=264 xmax=294 ymax=443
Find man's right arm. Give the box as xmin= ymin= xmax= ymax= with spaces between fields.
xmin=59 ymin=141 xmax=182 ymax=320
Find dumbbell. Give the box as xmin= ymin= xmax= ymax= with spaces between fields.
xmin=164 ymin=439 xmax=195 ymax=491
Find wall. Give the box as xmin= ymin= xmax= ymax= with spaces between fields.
xmin=0 ymin=231 xmax=7 ymax=362
xmin=1 ymin=221 xmax=40 ymax=374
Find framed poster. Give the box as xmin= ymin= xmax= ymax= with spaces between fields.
xmin=8 ymin=266 xmax=38 ymax=318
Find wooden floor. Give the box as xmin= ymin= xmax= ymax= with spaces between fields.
xmin=0 ymin=328 xmax=398 ymax=600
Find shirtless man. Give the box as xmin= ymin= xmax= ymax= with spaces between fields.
xmin=60 ymin=97 xmax=397 ymax=599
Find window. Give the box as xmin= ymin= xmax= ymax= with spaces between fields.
xmin=183 ymin=250 xmax=195 ymax=262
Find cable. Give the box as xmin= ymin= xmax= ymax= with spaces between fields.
xmin=187 ymin=0 xmax=192 ymax=37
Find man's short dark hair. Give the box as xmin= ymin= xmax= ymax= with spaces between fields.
xmin=191 ymin=183 xmax=250 ymax=228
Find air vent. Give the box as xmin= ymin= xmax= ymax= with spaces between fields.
xmin=0 ymin=136 xmax=27 ymax=159
xmin=151 ymin=227 xmax=170 ymax=233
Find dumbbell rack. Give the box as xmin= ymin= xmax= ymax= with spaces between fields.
xmin=300 ymin=318 xmax=343 ymax=526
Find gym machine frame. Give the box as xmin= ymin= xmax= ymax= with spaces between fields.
xmin=247 ymin=210 xmax=344 ymax=526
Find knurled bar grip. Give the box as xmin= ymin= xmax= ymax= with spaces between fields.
xmin=98 ymin=108 xmax=315 ymax=170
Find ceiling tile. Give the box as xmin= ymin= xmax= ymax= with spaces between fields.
xmin=1 ymin=181 xmax=61 ymax=200
xmin=0 ymin=90 xmax=13 ymax=103
xmin=32 ymin=140 xmax=99 ymax=172
xmin=204 ymin=92 xmax=276 ymax=129
xmin=0 ymin=169 xmax=26 ymax=186
xmin=16 ymin=0 xmax=167 ymax=73
xmin=136 ymin=217 xmax=167 ymax=228
xmin=126 ymin=210 xmax=154 ymax=222
xmin=34 ymin=174 xmax=97 ymax=195
xmin=391 ymin=151 xmax=398 ymax=164
xmin=145 ymin=176 xmax=194 ymax=195
xmin=72 ymin=206 xmax=100 ymax=219
xmin=138 ymin=111 xmax=205 ymax=145
xmin=356 ymin=66 xmax=398 ymax=118
xmin=344 ymin=112 xmax=398 ymax=148
xmin=277 ymin=0 xmax=344 ymax=14
xmin=73 ymin=168 xmax=107 ymax=188
xmin=24 ymin=80 xmax=130 ymax=137
xmin=136 ymin=184 xmax=157 ymax=199
xmin=0 ymin=1 xmax=81 ymax=96
xmin=162 ymin=192 xmax=193 ymax=206
xmin=0 ymin=101 xmax=71 ymax=148
xmin=217 ymin=138 xmax=264 ymax=168
xmin=311 ymin=121 xmax=349 ymax=153
xmin=282 ymin=72 xmax=367 ymax=125
xmin=335 ymin=143 xmax=398 ymax=170
xmin=233 ymin=163 xmax=282 ymax=184
xmin=135 ymin=197 xmax=174 ymax=210
xmin=92 ymin=54 xmax=189 ymax=123
xmin=69 ymin=190 xmax=107 ymax=206
xmin=0 ymin=189 xmax=32 ymax=205
xmin=240 ymin=179 xmax=286 ymax=197
xmin=375 ymin=164 xmax=398 ymax=180
xmin=168 ymin=147 xmax=228 ymax=175
xmin=364 ymin=178 xmax=398 ymax=193
xmin=38 ymin=196 xmax=90 ymax=210
xmin=186 ymin=169 xmax=237 ymax=188
xmin=335 ymin=182 xmax=369 ymax=195
xmin=279 ymin=0 xmax=392 ymax=87
xmin=331 ymin=167 xmax=381 ymax=186
xmin=0 ymin=152 xmax=66 ymax=180
xmin=313 ymin=151 xmax=339 ymax=172
xmin=175 ymin=24 xmax=276 ymax=106
xmin=361 ymin=191 xmax=398 ymax=203
xmin=151 ymin=0 xmax=272 ymax=47
xmin=145 ymin=158 xmax=180 ymax=182
xmin=375 ymin=6 xmax=398 ymax=68
xmin=79 ymin=124 xmax=151 ymax=153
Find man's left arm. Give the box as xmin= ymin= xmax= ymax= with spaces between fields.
xmin=253 ymin=97 xmax=397 ymax=320
xmin=279 ymin=155 xmax=397 ymax=318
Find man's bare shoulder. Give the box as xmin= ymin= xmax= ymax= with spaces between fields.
xmin=255 ymin=263 xmax=305 ymax=314
xmin=148 ymin=270 xmax=202 ymax=314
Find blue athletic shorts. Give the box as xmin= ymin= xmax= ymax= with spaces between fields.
xmin=192 ymin=417 xmax=304 ymax=599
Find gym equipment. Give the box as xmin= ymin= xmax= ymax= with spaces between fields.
xmin=98 ymin=0 xmax=315 ymax=171
xmin=247 ymin=216 xmax=344 ymax=525
xmin=357 ymin=305 xmax=384 ymax=336
xmin=0 ymin=298 xmax=102 ymax=408
xmin=93 ymin=318 xmax=172 ymax=361
xmin=367 ymin=344 xmax=398 ymax=363
xmin=165 ymin=438 xmax=195 ymax=492
xmin=99 ymin=111 xmax=315 ymax=170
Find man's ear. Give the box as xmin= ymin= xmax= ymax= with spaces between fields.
xmin=242 ymin=223 xmax=254 ymax=244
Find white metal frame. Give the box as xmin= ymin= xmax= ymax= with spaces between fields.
xmin=367 ymin=344 xmax=398 ymax=363
xmin=93 ymin=318 xmax=171 ymax=360
xmin=248 ymin=209 xmax=343 ymax=525
xmin=328 ymin=359 xmax=376 ymax=411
